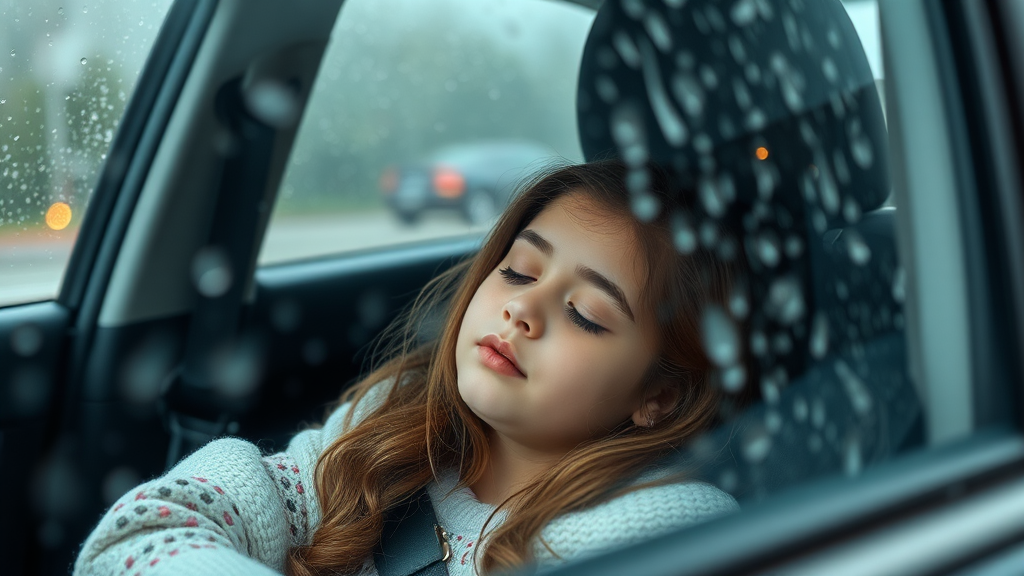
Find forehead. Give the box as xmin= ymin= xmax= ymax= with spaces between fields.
xmin=523 ymin=193 xmax=648 ymax=297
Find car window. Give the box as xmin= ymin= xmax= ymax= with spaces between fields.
xmin=258 ymin=0 xmax=594 ymax=265
xmin=563 ymin=0 xmax=1001 ymax=512
xmin=0 ymin=0 xmax=175 ymax=307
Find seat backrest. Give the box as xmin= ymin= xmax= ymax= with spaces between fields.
xmin=576 ymin=0 xmax=920 ymax=500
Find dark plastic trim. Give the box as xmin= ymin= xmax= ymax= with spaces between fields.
xmin=536 ymin=429 xmax=1024 ymax=576
xmin=941 ymin=1 xmax=1024 ymax=428
xmin=61 ymin=0 xmax=219 ymax=411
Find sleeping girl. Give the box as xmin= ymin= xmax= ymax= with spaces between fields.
xmin=74 ymin=160 xmax=741 ymax=576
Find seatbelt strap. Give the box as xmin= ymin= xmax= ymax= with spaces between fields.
xmin=161 ymin=78 xmax=277 ymax=469
xmin=374 ymin=488 xmax=451 ymax=576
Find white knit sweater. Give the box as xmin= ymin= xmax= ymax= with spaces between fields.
xmin=73 ymin=387 xmax=738 ymax=576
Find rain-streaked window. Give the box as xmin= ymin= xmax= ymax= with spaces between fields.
xmin=569 ymin=0 xmax=939 ymax=504
xmin=258 ymin=0 xmax=594 ymax=265
xmin=0 ymin=0 xmax=175 ymax=307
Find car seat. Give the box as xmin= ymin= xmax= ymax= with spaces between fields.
xmin=576 ymin=0 xmax=922 ymax=500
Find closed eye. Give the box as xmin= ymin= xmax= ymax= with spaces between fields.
xmin=566 ymin=303 xmax=607 ymax=335
xmin=498 ymin=265 xmax=533 ymax=285
xmin=498 ymin=266 xmax=607 ymax=335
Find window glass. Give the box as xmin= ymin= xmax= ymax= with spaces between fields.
xmin=259 ymin=0 xmax=594 ymax=265
xmin=0 ymin=0 xmax=174 ymax=307
xmin=567 ymin=0 xmax=974 ymax=506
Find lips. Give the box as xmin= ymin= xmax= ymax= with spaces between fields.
xmin=477 ymin=334 xmax=525 ymax=377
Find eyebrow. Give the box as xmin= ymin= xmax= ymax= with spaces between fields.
xmin=516 ymin=229 xmax=635 ymax=322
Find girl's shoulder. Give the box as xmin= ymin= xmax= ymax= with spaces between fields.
xmin=536 ymin=479 xmax=738 ymax=565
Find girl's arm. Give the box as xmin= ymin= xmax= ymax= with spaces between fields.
xmin=73 ymin=381 xmax=390 ymax=576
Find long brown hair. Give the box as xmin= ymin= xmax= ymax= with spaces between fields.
xmin=286 ymin=160 xmax=738 ymax=575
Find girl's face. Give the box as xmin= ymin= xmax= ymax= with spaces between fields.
xmin=456 ymin=193 xmax=660 ymax=457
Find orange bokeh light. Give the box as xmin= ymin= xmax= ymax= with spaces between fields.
xmin=46 ymin=202 xmax=72 ymax=231
xmin=756 ymin=146 xmax=769 ymax=160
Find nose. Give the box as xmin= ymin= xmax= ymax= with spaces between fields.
xmin=503 ymin=294 xmax=544 ymax=337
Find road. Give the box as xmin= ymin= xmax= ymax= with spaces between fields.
xmin=0 ymin=209 xmax=488 ymax=307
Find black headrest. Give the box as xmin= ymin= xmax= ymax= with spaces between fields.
xmin=577 ymin=0 xmax=889 ymax=222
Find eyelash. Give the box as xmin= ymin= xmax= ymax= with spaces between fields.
xmin=498 ymin=266 xmax=607 ymax=335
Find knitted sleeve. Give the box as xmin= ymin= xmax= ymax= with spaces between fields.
xmin=72 ymin=381 xmax=392 ymax=576
xmin=535 ymin=481 xmax=739 ymax=567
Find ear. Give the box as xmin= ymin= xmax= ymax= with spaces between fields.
xmin=631 ymin=382 xmax=682 ymax=427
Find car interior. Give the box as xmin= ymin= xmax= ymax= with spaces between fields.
xmin=2 ymin=0 xmax=1023 ymax=575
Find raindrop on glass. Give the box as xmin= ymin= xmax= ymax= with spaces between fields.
xmin=753 ymin=232 xmax=781 ymax=268
xmin=701 ymin=305 xmax=740 ymax=368
xmin=244 ymin=80 xmax=300 ymax=129
xmin=849 ymin=130 xmax=874 ymax=169
xmin=191 ymin=246 xmax=233 ymax=298
xmin=58 ymin=7 xmax=64 ymax=16
xmin=845 ymin=230 xmax=871 ymax=265
xmin=844 ymin=435 xmax=863 ymax=476
xmin=631 ymin=193 xmax=660 ymax=222
xmin=892 ymin=267 xmax=906 ymax=303
xmin=811 ymin=397 xmax=826 ymax=429
xmin=80 ymin=58 xmax=87 ymax=65
xmin=672 ymin=212 xmax=697 ymax=254
xmin=644 ymin=12 xmax=672 ymax=52
xmin=638 ymin=38 xmax=687 ymax=146
xmin=767 ymin=276 xmax=805 ymax=325
xmin=792 ymin=395 xmax=808 ymax=422
xmin=671 ymin=74 xmax=704 ymax=118
xmin=731 ymin=0 xmax=758 ymax=26
xmin=270 ymin=299 xmax=302 ymax=333
xmin=612 ymin=31 xmax=642 ymax=68
xmin=102 ymin=467 xmax=141 ymax=506
xmin=835 ymin=359 xmax=873 ymax=416
xmin=210 ymin=341 xmax=261 ymax=398
xmin=9 ymin=50 xmax=15 ymax=57
xmin=765 ymin=410 xmax=783 ymax=434
xmin=11 ymin=323 xmax=44 ymax=357
xmin=729 ymin=287 xmax=749 ymax=319
xmin=809 ymin=311 xmax=829 ymax=359
xmin=741 ymin=426 xmax=772 ymax=463
xmin=721 ymin=365 xmax=746 ymax=393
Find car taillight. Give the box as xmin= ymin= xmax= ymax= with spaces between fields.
xmin=433 ymin=167 xmax=465 ymax=198
xmin=379 ymin=168 xmax=398 ymax=194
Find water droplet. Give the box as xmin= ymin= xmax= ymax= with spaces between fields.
xmin=810 ymin=312 xmax=829 ymax=359
xmin=843 ymin=196 xmax=862 ymax=223
xmin=57 ymin=7 xmax=64 ymax=16
xmin=0 ymin=99 xmax=6 ymax=105
xmin=191 ymin=246 xmax=233 ymax=298
xmin=892 ymin=267 xmax=906 ymax=303
xmin=303 ymin=338 xmax=328 ymax=366
xmin=701 ymin=305 xmax=740 ymax=367
xmin=822 ymin=57 xmax=839 ymax=83
xmin=721 ymin=365 xmax=746 ymax=393
xmin=631 ymin=193 xmax=660 ymax=222
xmin=848 ymin=119 xmax=875 ymax=169
xmin=728 ymin=34 xmax=747 ymax=64
xmin=83 ymin=5 xmax=88 ymax=13
xmin=752 ymin=158 xmax=779 ymax=199
xmin=793 ymin=395 xmax=808 ymax=421
xmin=767 ymin=276 xmax=806 ymax=325
xmin=644 ymin=12 xmax=672 ymax=52
xmin=844 ymin=435 xmax=863 ymax=476
xmin=750 ymin=330 xmax=768 ymax=358
xmin=718 ymin=469 xmax=738 ymax=493
xmin=80 ymin=58 xmax=87 ymax=65
xmin=811 ymin=397 xmax=826 ymax=429
xmin=612 ymin=31 xmax=641 ymax=68
xmin=622 ymin=0 xmax=645 ymax=19
xmin=845 ymin=230 xmax=872 ymax=265
xmin=102 ymin=467 xmax=141 ymax=506
xmin=12 ymin=135 xmax=19 ymax=141
xmin=765 ymin=410 xmax=783 ymax=433
xmin=699 ymin=176 xmax=726 ymax=217
xmin=730 ymin=0 xmax=758 ymax=26
xmin=595 ymin=75 xmax=619 ymax=103
xmin=119 ymin=333 xmax=175 ymax=404
xmin=244 ymin=80 xmax=299 ymax=129
xmin=672 ymin=213 xmax=697 ymax=254
xmin=729 ymin=287 xmax=749 ymax=319
xmin=742 ymin=426 xmax=772 ymax=463
xmin=12 ymin=365 xmax=49 ymax=414
xmin=638 ymin=38 xmax=688 ymax=146
xmin=270 ymin=299 xmax=302 ymax=333
xmin=753 ymin=232 xmax=782 ymax=267
xmin=835 ymin=359 xmax=873 ymax=416
xmin=9 ymin=50 xmax=15 ymax=57
xmin=210 ymin=340 xmax=262 ymax=397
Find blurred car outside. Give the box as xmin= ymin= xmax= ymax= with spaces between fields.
xmin=379 ymin=139 xmax=555 ymax=225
